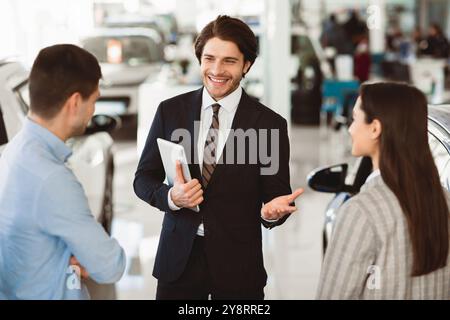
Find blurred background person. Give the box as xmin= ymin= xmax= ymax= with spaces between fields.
xmin=420 ymin=23 xmax=450 ymax=59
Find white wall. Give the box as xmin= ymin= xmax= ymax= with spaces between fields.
xmin=0 ymin=0 xmax=95 ymax=67
xmin=262 ymin=0 xmax=291 ymax=122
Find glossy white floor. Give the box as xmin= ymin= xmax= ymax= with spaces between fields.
xmin=108 ymin=124 xmax=353 ymax=300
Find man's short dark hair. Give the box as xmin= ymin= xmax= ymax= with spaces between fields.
xmin=29 ymin=44 xmax=102 ymax=119
xmin=194 ymin=15 xmax=258 ymax=74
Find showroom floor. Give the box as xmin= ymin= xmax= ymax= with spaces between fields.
xmin=108 ymin=124 xmax=354 ymax=300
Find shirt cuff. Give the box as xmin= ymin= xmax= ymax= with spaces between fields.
xmin=261 ymin=216 xmax=279 ymax=223
xmin=168 ymin=187 xmax=181 ymax=211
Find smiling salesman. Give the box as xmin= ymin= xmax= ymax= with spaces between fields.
xmin=134 ymin=15 xmax=303 ymax=300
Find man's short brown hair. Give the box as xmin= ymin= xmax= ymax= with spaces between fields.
xmin=194 ymin=15 xmax=258 ymax=75
xmin=29 ymin=44 xmax=102 ymax=119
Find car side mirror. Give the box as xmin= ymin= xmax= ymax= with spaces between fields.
xmin=84 ymin=114 xmax=121 ymax=135
xmin=307 ymin=163 xmax=352 ymax=193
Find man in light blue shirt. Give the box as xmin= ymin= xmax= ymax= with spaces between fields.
xmin=0 ymin=44 xmax=125 ymax=299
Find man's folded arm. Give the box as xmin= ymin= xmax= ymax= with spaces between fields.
xmin=36 ymin=169 xmax=126 ymax=284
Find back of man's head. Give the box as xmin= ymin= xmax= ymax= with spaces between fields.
xmin=29 ymin=44 xmax=102 ymax=120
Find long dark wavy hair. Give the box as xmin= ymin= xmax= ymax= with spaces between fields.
xmin=360 ymin=82 xmax=449 ymax=276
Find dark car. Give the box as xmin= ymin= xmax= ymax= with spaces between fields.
xmin=291 ymin=26 xmax=329 ymax=125
xmin=308 ymin=104 xmax=450 ymax=254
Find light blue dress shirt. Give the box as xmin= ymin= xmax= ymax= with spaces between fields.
xmin=0 ymin=118 xmax=125 ymax=300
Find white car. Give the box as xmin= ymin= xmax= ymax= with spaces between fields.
xmin=81 ymin=28 xmax=165 ymax=117
xmin=0 ymin=60 xmax=117 ymax=234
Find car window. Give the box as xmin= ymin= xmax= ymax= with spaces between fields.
xmin=428 ymin=132 xmax=450 ymax=191
xmin=0 ymin=105 xmax=8 ymax=146
xmin=83 ymin=35 xmax=161 ymax=65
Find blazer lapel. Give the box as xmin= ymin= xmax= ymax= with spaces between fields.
xmin=185 ymin=87 xmax=203 ymax=182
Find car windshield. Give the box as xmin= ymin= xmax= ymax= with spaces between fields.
xmin=83 ymin=35 xmax=160 ymax=65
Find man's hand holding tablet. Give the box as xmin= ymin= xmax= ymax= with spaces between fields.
xmin=157 ymin=138 xmax=202 ymax=212
xmin=170 ymin=161 xmax=204 ymax=211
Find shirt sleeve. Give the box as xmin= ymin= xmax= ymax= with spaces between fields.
xmin=167 ymin=187 xmax=181 ymax=211
xmin=316 ymin=199 xmax=377 ymax=299
xmin=261 ymin=216 xmax=279 ymax=223
xmin=36 ymin=168 xmax=126 ymax=284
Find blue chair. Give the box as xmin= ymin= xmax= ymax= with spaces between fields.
xmin=321 ymin=79 xmax=360 ymax=117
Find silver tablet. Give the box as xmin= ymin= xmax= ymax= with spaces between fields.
xmin=157 ymin=138 xmax=200 ymax=212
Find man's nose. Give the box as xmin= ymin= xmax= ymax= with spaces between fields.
xmin=210 ymin=60 xmax=224 ymax=75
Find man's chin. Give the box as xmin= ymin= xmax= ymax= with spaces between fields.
xmin=206 ymin=85 xmax=235 ymax=101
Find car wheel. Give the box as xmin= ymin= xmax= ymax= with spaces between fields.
xmin=101 ymin=159 xmax=114 ymax=235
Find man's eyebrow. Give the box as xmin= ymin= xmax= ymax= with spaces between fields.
xmin=202 ymin=54 xmax=239 ymax=61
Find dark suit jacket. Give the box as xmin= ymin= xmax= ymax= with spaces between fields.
xmin=134 ymin=87 xmax=292 ymax=292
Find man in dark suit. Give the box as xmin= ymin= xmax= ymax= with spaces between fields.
xmin=134 ymin=15 xmax=303 ymax=300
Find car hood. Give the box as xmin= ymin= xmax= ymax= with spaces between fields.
xmin=100 ymin=63 xmax=161 ymax=87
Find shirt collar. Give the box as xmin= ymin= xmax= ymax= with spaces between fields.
xmin=366 ymin=169 xmax=381 ymax=183
xmin=202 ymin=86 xmax=242 ymax=113
xmin=24 ymin=117 xmax=72 ymax=162
xmin=360 ymin=169 xmax=385 ymax=193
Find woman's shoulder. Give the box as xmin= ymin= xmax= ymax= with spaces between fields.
xmin=336 ymin=176 xmax=400 ymax=230
xmin=343 ymin=176 xmax=395 ymax=212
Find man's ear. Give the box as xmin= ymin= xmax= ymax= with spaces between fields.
xmin=65 ymin=92 xmax=82 ymax=116
xmin=371 ymin=119 xmax=382 ymax=140
xmin=243 ymin=61 xmax=252 ymax=75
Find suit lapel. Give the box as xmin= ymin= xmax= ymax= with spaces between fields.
xmin=185 ymin=88 xmax=203 ymax=182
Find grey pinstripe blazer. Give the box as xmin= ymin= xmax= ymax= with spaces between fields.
xmin=316 ymin=175 xmax=450 ymax=300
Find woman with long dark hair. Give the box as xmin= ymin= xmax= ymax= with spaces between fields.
xmin=317 ymin=82 xmax=450 ymax=299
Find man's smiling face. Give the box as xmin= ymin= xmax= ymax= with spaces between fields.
xmin=200 ymin=37 xmax=251 ymax=101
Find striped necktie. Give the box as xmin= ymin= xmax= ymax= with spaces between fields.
xmin=202 ymin=103 xmax=221 ymax=188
